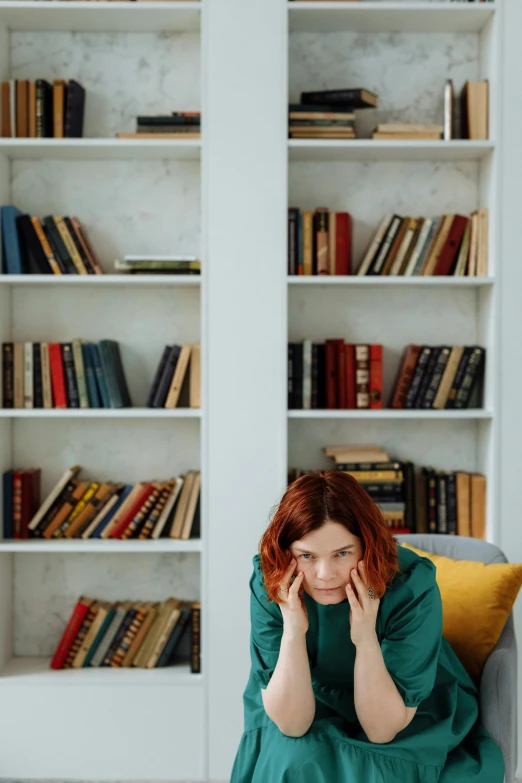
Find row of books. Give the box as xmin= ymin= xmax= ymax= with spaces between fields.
xmin=51 ymin=595 xmax=200 ymax=672
xmin=288 ymin=208 xmax=352 ymax=276
xmin=1 ymin=205 xmax=102 ymax=275
xmin=1 ymin=79 xmax=85 ymax=139
xmin=1 ymin=340 xmax=132 ymax=410
xmin=289 ymin=341 xmax=382 ymax=410
xmin=147 ymin=344 xmax=201 ymax=409
xmin=356 ymin=210 xmax=488 ymax=278
xmin=114 ymin=256 xmax=201 ymax=275
xmin=116 ymin=112 xmax=201 ymax=140
xmin=288 ymin=340 xmax=484 ymax=410
xmin=288 ymin=88 xmax=377 ymax=140
xmin=391 ymin=344 xmax=485 ymax=410
xmin=288 ymin=442 xmax=486 ymax=539
xmin=3 ymin=464 xmax=201 ymax=540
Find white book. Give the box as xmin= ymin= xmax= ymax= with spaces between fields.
xmin=356 ymin=213 xmax=393 ymax=276
xmin=302 ymin=339 xmax=312 ymax=410
xmin=151 ymin=477 xmax=184 ymax=539
xmin=24 ymin=342 xmax=33 ymax=409
xmin=403 ymin=219 xmax=433 ymax=277
xmin=28 ymin=465 xmax=81 ymax=532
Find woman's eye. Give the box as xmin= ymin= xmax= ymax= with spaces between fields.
xmin=300 ymin=554 xmax=312 ymax=560
xmin=337 ymin=551 xmax=349 ymax=557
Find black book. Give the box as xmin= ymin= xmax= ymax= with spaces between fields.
xmin=64 ymin=80 xmax=85 ymax=138
xmin=420 ymin=346 xmax=451 ymax=409
xmin=102 ymin=607 xmax=138 ymax=667
xmin=152 ymin=345 xmax=181 ymax=408
xmin=291 ymin=343 xmax=303 ymax=410
xmin=156 ymin=606 xmax=193 ymax=667
xmin=61 ymin=343 xmax=80 ymax=408
xmin=35 ymin=79 xmax=53 ymax=138
xmin=405 ymin=346 xmax=432 ymax=409
xmin=453 ymin=347 xmax=485 ymax=409
xmin=436 ymin=472 xmax=448 ymax=534
xmin=415 ymin=347 xmax=441 ymax=409
xmin=2 ymin=342 xmax=14 ymax=408
xmin=42 ymin=217 xmax=76 ymax=274
xmin=137 ymin=115 xmax=200 ymax=126
xmin=287 ymin=343 xmax=295 ymax=409
xmin=32 ymin=343 xmax=43 ymax=408
xmin=288 ymin=208 xmax=298 ymax=276
xmin=64 ymin=217 xmax=95 ymax=274
xmin=16 ymin=214 xmax=54 ymax=274
xmin=300 ymin=88 xmax=378 ymax=110
xmin=445 ymin=347 xmax=472 ymax=409
xmin=402 ymin=461 xmax=416 ymax=533
xmin=41 ymin=223 xmax=67 ymax=274
xmin=107 ymin=340 xmax=132 ymax=407
xmin=147 ymin=345 xmax=172 ymax=407
xmin=446 ymin=473 xmax=457 ymax=535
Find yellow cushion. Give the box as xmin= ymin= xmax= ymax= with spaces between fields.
xmin=401 ymin=542 xmax=522 ymax=682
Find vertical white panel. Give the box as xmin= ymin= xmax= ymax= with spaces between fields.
xmin=500 ymin=0 xmax=522 ymax=776
xmin=205 ymin=0 xmax=288 ymax=778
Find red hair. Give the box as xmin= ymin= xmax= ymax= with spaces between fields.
xmin=260 ymin=470 xmax=401 ymax=604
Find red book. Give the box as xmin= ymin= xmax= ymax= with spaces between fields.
xmin=325 ymin=340 xmax=339 ymax=408
xmin=369 ymin=345 xmax=383 ymax=409
xmin=20 ymin=469 xmax=41 ymax=539
xmin=336 ymin=340 xmax=346 ymax=409
xmin=433 ymin=215 xmax=468 ymax=276
xmin=390 ymin=345 xmax=421 ymax=408
xmin=345 ymin=344 xmax=356 ymax=408
xmin=110 ymin=483 xmax=155 ymax=539
xmin=48 ymin=342 xmax=67 ymax=408
xmin=335 ymin=212 xmax=352 ymax=275
xmin=50 ymin=598 xmax=90 ymax=669
xmin=12 ymin=471 xmax=23 ymax=539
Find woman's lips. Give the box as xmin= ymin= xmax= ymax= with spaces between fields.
xmin=316 ymin=587 xmax=340 ymax=593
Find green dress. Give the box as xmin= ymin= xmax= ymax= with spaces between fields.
xmin=231 ymin=544 xmax=505 ymax=783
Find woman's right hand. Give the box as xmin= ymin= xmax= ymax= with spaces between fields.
xmin=278 ymin=558 xmax=309 ymax=637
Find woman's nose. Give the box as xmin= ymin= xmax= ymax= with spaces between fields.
xmin=316 ymin=561 xmax=334 ymax=580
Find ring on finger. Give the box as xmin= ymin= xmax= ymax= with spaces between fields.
xmin=280 ymin=587 xmax=289 ymax=593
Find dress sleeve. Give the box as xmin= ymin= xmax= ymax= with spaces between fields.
xmin=380 ymin=557 xmax=443 ymax=708
xmin=249 ymin=555 xmax=283 ymax=689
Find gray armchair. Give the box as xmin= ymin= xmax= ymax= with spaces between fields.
xmin=395 ymin=534 xmax=518 ymax=783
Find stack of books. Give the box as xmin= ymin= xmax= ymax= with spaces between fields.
xmin=356 ymin=210 xmax=488 ymax=277
xmin=390 ymin=344 xmax=485 ymax=410
xmin=289 ymin=88 xmax=377 ymax=140
xmin=444 ymin=79 xmax=489 ymax=140
xmin=372 ymin=123 xmax=443 ymax=141
xmin=288 ymin=341 xmax=382 ymax=410
xmin=2 ymin=339 xmax=131 ymax=410
xmin=147 ymin=344 xmax=200 ymax=409
xmin=1 ymin=78 xmax=85 ymax=138
xmin=288 ymin=444 xmax=487 ymax=539
xmin=288 ymin=207 xmax=352 ymax=276
xmin=50 ymin=595 xmax=201 ymax=672
xmin=114 ymin=255 xmax=201 ymax=275
xmin=117 ymin=112 xmax=201 ymax=140
xmin=0 ymin=205 xmax=102 ymax=275
xmin=2 ymin=464 xmax=201 ymax=540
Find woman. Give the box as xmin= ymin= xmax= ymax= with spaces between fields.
xmin=231 ymin=470 xmax=505 ymax=783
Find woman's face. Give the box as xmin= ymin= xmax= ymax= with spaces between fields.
xmin=289 ymin=521 xmax=364 ymax=605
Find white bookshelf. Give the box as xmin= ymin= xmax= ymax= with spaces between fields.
xmin=0 ymin=1 xmax=207 ymax=780
xmin=0 ymin=0 xmax=517 ymax=782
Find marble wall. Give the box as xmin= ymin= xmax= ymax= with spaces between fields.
xmin=289 ymin=31 xmax=480 ymax=138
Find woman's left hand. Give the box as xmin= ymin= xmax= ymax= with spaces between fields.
xmin=346 ymin=561 xmax=380 ymax=649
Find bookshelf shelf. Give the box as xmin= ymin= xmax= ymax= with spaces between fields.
xmin=0 ymin=138 xmax=202 ymax=161
xmin=0 ymin=657 xmax=202 ymax=686
xmin=288 ymin=140 xmax=495 ymax=163
xmin=0 ymin=274 xmax=201 ymax=286
xmin=287 ymin=276 xmax=495 ymax=287
xmin=0 ymin=409 xmax=202 ymax=418
xmin=0 ymin=1 xmax=201 ymax=33
xmin=0 ymin=539 xmax=202 ymax=552
xmin=287 ymin=410 xmax=493 ymax=420
xmin=288 ymin=2 xmax=495 ymax=34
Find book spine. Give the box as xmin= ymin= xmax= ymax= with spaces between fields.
xmin=23 ymin=342 xmax=33 ymax=409
xmin=32 ymin=343 xmax=43 ymax=408
xmin=369 ymin=344 xmax=382 ymax=409
xmin=2 ymin=342 xmax=14 ymax=408
xmin=61 ymin=343 xmax=80 ymax=408
xmin=453 ymin=347 xmax=485 ymax=408
xmin=446 ymin=473 xmax=457 ymax=535
xmin=355 ymin=345 xmax=370 ymax=409
xmin=191 ymin=604 xmax=201 ymax=674
xmin=420 ymin=347 xmax=451 ymax=409
xmin=50 ymin=600 xmax=90 ymax=669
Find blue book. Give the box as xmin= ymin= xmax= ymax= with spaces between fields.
xmin=2 ymin=470 xmax=13 ymax=539
xmin=90 ymin=343 xmax=111 ymax=409
xmin=1 ymin=206 xmax=24 ymax=274
xmin=82 ymin=343 xmax=101 ymax=408
xmin=90 ymin=485 xmax=133 ymax=538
